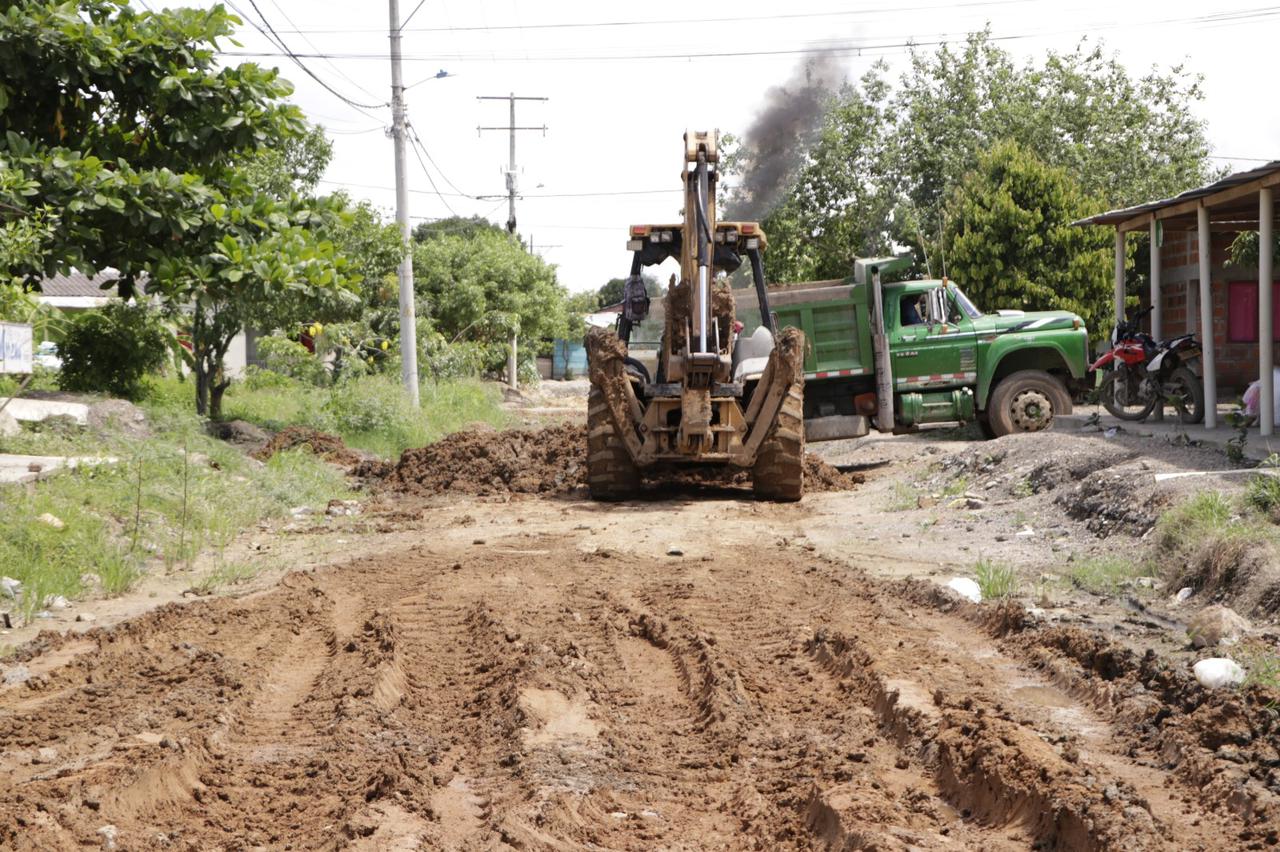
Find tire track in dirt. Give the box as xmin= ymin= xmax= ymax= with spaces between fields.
xmin=0 ymin=527 xmax=1270 ymax=850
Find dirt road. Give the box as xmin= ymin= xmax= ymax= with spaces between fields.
xmin=2 ymin=478 xmax=1275 ymax=850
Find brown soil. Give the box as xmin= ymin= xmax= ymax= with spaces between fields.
xmin=1 ymin=513 xmax=1271 ymax=850
xmin=372 ymin=423 xmax=860 ymax=497
xmin=381 ymin=423 xmax=587 ymax=496
xmin=253 ymin=425 xmax=364 ymax=466
xmin=664 ymin=276 xmax=736 ymax=354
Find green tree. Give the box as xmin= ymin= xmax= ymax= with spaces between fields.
xmin=943 ymin=141 xmax=1112 ymax=325
xmin=0 ymin=1 xmax=360 ymax=416
xmin=412 ymin=215 xmax=504 ymax=244
xmin=412 ymin=229 xmax=571 ymax=367
xmin=725 ymin=30 xmax=1214 ymax=295
xmin=595 ymin=273 xmax=661 ymax=308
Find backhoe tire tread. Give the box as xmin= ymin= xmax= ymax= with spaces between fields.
xmin=752 ymin=384 xmax=805 ymax=501
xmin=587 ymin=387 xmax=640 ymax=501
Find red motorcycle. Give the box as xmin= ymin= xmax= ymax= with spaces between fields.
xmin=1093 ymin=306 xmax=1204 ymax=423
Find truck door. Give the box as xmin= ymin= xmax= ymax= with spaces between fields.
xmin=888 ymin=285 xmax=976 ymax=391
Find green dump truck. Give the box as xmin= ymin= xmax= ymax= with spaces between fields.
xmin=731 ymin=256 xmax=1090 ymax=440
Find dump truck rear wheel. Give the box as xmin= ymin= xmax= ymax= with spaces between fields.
xmin=587 ymin=386 xmax=640 ymax=500
xmin=752 ymin=382 xmax=805 ymax=501
xmin=986 ymin=370 xmax=1071 ymax=437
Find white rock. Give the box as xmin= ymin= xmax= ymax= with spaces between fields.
xmin=0 ymin=410 xmax=19 ymax=438
xmin=1193 ymin=658 xmax=1245 ymax=689
xmin=946 ymin=577 xmax=982 ymax=604
xmin=666 ymin=545 xmax=684 ymax=557
xmin=97 ymin=824 xmax=118 ymax=851
xmin=1015 ymin=527 xmax=1035 ymax=538
xmin=76 ymin=612 xmax=97 ymax=623
xmin=0 ymin=576 xmax=19 ymax=598
xmin=45 ymin=594 xmax=69 ymax=610
xmin=1174 ymin=587 xmax=1194 ymax=604
xmin=289 ymin=506 xmax=314 ymax=518
xmin=2 ymin=664 xmax=30 ymax=685
xmin=37 ymin=513 xmax=65 ymax=530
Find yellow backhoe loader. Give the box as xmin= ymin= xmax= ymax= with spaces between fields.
xmin=585 ymin=130 xmax=806 ymax=500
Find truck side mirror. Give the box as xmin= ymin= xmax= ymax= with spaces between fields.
xmin=927 ymin=288 xmax=947 ymax=326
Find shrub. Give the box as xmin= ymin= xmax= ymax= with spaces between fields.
xmin=256 ymin=334 xmax=328 ymax=386
xmin=1245 ymin=473 xmax=1280 ymax=516
xmin=58 ymin=301 xmax=170 ymax=398
xmin=322 ymin=375 xmax=418 ymax=435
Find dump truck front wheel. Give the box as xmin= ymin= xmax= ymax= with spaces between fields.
xmin=985 ymin=370 xmax=1071 ymax=437
xmin=752 ymin=382 xmax=805 ymax=501
xmin=587 ymin=386 xmax=640 ymax=500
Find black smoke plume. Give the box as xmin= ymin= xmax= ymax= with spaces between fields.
xmin=726 ymin=54 xmax=844 ymax=222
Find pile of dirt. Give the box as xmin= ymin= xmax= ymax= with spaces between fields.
xmin=804 ymin=455 xmax=865 ymax=492
xmin=382 ymin=423 xmax=587 ymax=496
xmin=253 ymin=425 xmax=365 ymax=466
xmin=374 ymin=422 xmax=860 ymax=497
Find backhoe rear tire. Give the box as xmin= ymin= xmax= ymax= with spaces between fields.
xmin=587 ymin=386 xmax=640 ymax=501
xmin=752 ymin=382 xmax=805 ymax=501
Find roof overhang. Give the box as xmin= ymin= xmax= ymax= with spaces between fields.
xmin=1073 ymin=161 xmax=1280 ymax=232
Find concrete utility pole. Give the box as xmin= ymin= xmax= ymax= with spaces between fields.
xmin=476 ymin=93 xmax=547 ymax=234
xmin=388 ymin=0 xmax=419 ymax=405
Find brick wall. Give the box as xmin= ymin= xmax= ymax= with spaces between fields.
xmin=1154 ymin=230 xmax=1274 ymax=394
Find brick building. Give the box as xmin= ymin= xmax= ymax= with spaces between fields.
xmin=1077 ymin=161 xmax=1280 ymax=434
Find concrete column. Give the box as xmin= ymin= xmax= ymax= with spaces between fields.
xmin=1150 ymin=219 xmax=1163 ymax=421
xmin=1150 ymin=220 xmax=1162 ymax=340
xmin=1261 ymin=187 xmax=1274 ymax=436
xmin=1198 ymin=204 xmax=1217 ymax=429
xmin=1114 ymin=229 xmax=1126 ymax=325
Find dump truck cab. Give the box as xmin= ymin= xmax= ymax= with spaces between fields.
xmin=758 ymin=257 xmax=1089 ymax=439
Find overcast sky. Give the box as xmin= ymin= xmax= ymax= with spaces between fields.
xmin=153 ymin=0 xmax=1277 ymax=294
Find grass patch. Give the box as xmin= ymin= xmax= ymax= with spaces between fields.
xmin=1154 ymin=490 xmax=1277 ymax=598
xmin=975 ymin=559 xmax=1018 ymax=599
xmin=215 ymin=372 xmax=511 ymax=458
xmin=1244 ymin=473 xmax=1280 ymax=516
xmin=1068 ymin=556 xmax=1155 ymax=595
xmin=192 ymin=561 xmax=261 ymax=595
xmin=0 ymin=400 xmax=351 ymax=624
xmin=940 ymin=474 xmax=969 ymax=498
xmin=887 ymin=482 xmax=920 ymax=511
xmin=1236 ymin=641 xmax=1280 ymax=692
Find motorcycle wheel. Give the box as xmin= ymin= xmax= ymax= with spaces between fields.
xmin=1164 ymin=365 xmax=1205 ymax=424
xmin=1100 ymin=367 xmax=1156 ymax=421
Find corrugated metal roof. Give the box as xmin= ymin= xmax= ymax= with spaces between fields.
xmin=38 ymin=270 xmax=120 ymax=298
xmin=1073 ymin=161 xmax=1280 ymax=227
xmin=37 ymin=270 xmax=148 ymax=298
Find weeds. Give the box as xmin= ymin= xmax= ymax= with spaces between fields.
xmin=975 ymin=560 xmax=1018 ymax=599
xmin=1235 ymin=641 xmax=1280 ymax=692
xmin=1069 ymin=556 xmax=1154 ymax=595
xmin=941 ymin=475 xmax=969 ymax=498
xmin=887 ymin=482 xmax=919 ymax=511
xmin=192 ymin=561 xmax=261 ymax=595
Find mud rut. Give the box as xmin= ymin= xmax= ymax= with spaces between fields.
xmin=0 ymin=525 xmax=1267 ymax=850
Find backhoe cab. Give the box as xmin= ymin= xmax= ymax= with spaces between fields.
xmin=584 ymin=130 xmax=807 ymax=501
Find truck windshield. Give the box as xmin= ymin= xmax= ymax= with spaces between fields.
xmin=950 ymin=285 xmax=982 ymax=319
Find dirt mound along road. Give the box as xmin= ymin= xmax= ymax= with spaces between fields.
xmin=0 ymin=525 xmax=1271 ymax=850
xmin=376 ymin=422 xmax=860 ymax=497
xmin=253 ymin=425 xmax=365 ymax=466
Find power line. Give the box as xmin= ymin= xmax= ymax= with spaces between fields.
xmin=217 ymin=5 xmax=1280 ymax=64
xmin=316 ymin=178 xmax=719 ymax=199
xmin=399 ymin=0 xmax=430 ymax=31
xmin=226 ymin=0 xmax=388 ymax=118
xmin=250 ymin=0 xmax=1043 ymax=35
xmin=405 ymin=129 xmax=460 ymax=216
xmin=265 ymin=0 xmax=383 ymax=102
xmin=406 ymin=122 xmax=475 ymax=198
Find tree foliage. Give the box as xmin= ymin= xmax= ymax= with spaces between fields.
xmin=412 ymin=228 xmax=571 ymax=356
xmin=0 ymin=0 xmax=362 ymax=416
xmin=729 ymin=30 xmax=1214 ymax=309
xmin=58 ymin=300 xmax=170 ymax=398
xmin=944 ymin=141 xmax=1112 ymax=325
